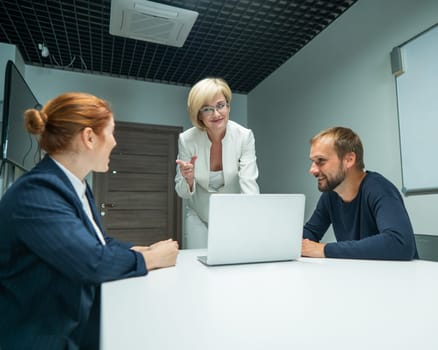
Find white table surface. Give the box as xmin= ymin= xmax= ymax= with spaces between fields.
xmin=100 ymin=249 xmax=438 ymax=350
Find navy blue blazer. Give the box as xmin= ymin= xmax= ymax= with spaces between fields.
xmin=0 ymin=156 xmax=147 ymax=349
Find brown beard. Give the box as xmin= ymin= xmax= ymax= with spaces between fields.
xmin=318 ymin=165 xmax=345 ymax=192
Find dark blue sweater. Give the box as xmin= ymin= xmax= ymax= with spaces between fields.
xmin=303 ymin=171 xmax=418 ymax=260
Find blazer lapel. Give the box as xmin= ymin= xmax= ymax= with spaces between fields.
xmin=85 ymin=183 xmax=107 ymax=237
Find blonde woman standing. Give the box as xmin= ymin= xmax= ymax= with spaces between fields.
xmin=175 ymin=78 xmax=259 ymax=247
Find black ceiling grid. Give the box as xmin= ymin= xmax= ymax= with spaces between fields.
xmin=0 ymin=0 xmax=357 ymax=93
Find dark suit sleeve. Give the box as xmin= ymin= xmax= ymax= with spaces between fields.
xmin=11 ymin=175 xmax=147 ymax=285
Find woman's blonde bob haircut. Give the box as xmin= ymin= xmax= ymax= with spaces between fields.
xmin=187 ymin=77 xmax=232 ymax=130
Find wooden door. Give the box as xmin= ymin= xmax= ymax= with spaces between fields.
xmin=93 ymin=121 xmax=182 ymax=246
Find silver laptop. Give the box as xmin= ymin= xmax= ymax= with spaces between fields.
xmin=197 ymin=193 xmax=305 ymax=266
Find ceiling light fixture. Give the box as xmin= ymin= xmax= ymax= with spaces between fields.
xmin=38 ymin=43 xmax=50 ymax=58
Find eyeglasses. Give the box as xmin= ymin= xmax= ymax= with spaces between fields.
xmin=199 ymin=101 xmax=229 ymax=117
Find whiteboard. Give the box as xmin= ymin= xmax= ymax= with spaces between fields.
xmin=396 ymin=24 xmax=438 ymax=195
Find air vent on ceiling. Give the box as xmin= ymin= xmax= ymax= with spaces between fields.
xmin=110 ymin=0 xmax=198 ymax=48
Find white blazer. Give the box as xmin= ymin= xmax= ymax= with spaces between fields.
xmin=175 ymin=120 xmax=260 ymax=223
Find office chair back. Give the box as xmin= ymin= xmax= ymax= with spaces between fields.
xmin=415 ymin=234 xmax=438 ymax=262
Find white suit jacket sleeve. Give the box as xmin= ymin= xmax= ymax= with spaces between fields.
xmin=237 ymin=129 xmax=259 ymax=194
xmin=175 ymin=134 xmax=197 ymax=199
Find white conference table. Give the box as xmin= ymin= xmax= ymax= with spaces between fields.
xmin=100 ymin=249 xmax=438 ymax=350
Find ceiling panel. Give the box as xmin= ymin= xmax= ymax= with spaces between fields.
xmin=0 ymin=0 xmax=358 ymax=93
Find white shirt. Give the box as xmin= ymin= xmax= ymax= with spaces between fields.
xmin=50 ymin=156 xmax=106 ymax=245
xmin=208 ymin=170 xmax=225 ymax=191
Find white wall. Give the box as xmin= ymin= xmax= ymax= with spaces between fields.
xmin=249 ymin=0 xmax=438 ymax=239
xmin=24 ymin=66 xmax=248 ymax=129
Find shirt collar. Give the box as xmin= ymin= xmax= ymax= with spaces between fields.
xmin=50 ymin=156 xmax=87 ymax=199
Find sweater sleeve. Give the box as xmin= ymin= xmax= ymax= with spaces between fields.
xmin=324 ymin=177 xmax=417 ymax=260
xmin=303 ymin=194 xmax=332 ymax=241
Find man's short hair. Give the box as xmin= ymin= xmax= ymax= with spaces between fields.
xmin=310 ymin=127 xmax=365 ymax=170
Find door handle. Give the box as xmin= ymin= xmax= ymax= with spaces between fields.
xmin=101 ymin=203 xmax=115 ymax=209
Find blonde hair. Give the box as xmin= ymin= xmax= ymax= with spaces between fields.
xmin=187 ymin=77 xmax=232 ymax=130
xmin=25 ymin=92 xmax=113 ymax=155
